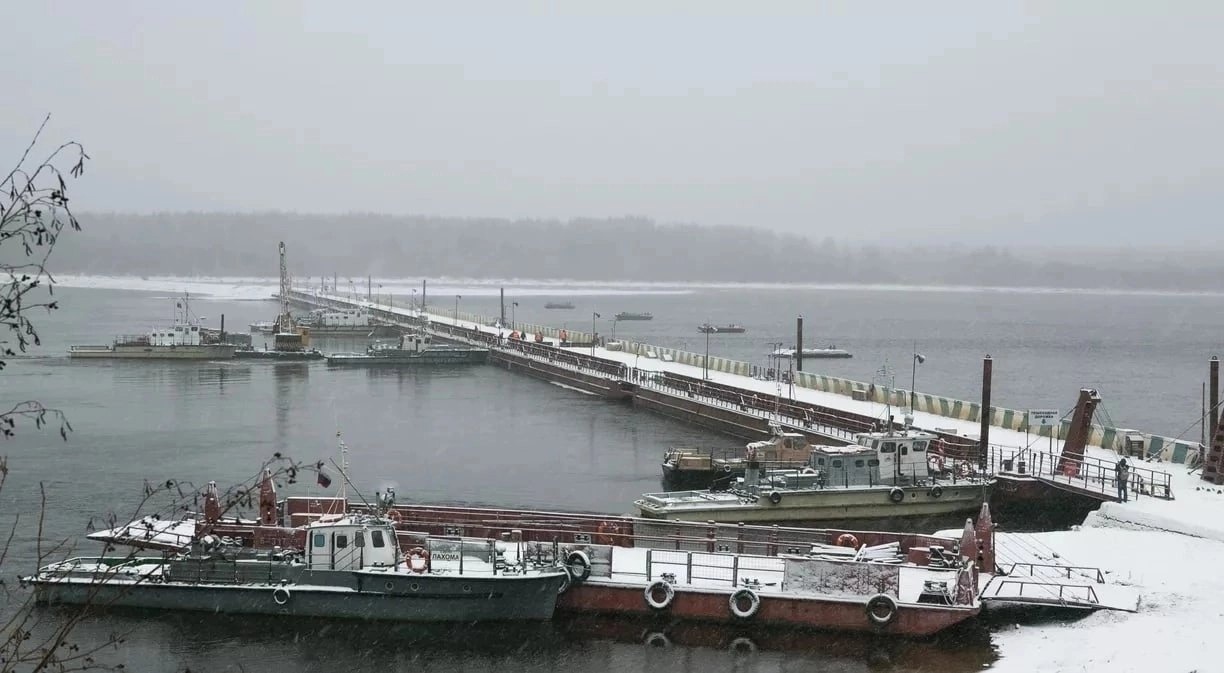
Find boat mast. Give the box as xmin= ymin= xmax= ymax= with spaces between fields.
xmin=336 ymin=431 xmax=350 ymax=501
xmin=277 ymin=241 xmax=296 ymax=332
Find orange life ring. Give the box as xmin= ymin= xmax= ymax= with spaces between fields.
xmin=836 ymin=533 xmax=859 ymax=549
xmin=407 ymin=546 xmax=430 ymax=574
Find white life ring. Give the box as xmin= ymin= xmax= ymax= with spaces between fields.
xmin=556 ymin=569 xmax=572 ymax=595
xmin=566 ymin=550 xmax=592 ymax=583
xmin=866 ymin=593 xmax=898 ymax=626
xmin=728 ymin=588 xmax=761 ymax=619
xmin=801 ymin=467 xmax=818 ymax=475
xmin=644 ymin=579 xmax=675 ymax=610
xmin=728 ymin=636 xmax=758 ymax=653
xmin=888 ymin=487 xmax=905 ymax=504
xmin=643 ymin=631 xmax=672 ymax=648
xmin=272 ymin=586 xmax=291 ymax=606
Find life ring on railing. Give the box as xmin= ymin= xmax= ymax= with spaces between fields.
xmin=566 ymin=550 xmax=592 ymax=583
xmin=768 ymin=491 xmax=783 ymax=505
xmin=801 ymin=467 xmax=818 ymax=475
xmin=836 ymin=533 xmax=859 ymax=549
xmin=407 ymin=547 xmax=430 ymax=574
xmin=644 ymin=580 xmax=675 ymax=610
xmin=272 ymin=586 xmax=291 ymax=606
xmin=929 ymin=485 xmax=944 ymax=499
xmin=728 ymin=588 xmax=761 ymax=620
xmin=958 ymin=462 xmax=971 ymax=478
xmin=556 ymin=569 xmax=572 ymax=595
xmin=888 ymin=487 xmax=905 ymax=504
xmin=866 ymin=593 xmax=898 ymax=626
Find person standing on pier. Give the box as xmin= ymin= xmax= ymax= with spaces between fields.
xmin=1114 ymin=457 xmax=1130 ymax=502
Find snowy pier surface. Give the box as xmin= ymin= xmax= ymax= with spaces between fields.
xmin=298 ymin=291 xmax=1224 ymax=673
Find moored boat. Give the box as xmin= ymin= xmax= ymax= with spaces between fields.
xmin=772 ymin=346 xmax=852 ymax=359
xmin=698 ymin=323 xmax=746 ymax=334
xmin=639 ymin=428 xmax=992 ymax=524
xmin=69 ymin=294 xmax=236 ymax=360
xmin=86 ymin=475 xmax=988 ymax=637
xmin=662 ymin=430 xmax=815 ymax=490
xmin=27 ymin=513 xmax=568 ymax=622
xmin=326 ymin=332 xmax=488 ymax=366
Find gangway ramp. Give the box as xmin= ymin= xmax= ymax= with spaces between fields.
xmin=980 ymin=563 xmax=1140 ymax=612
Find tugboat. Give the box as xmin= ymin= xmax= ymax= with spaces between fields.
xmin=27 ymin=513 xmax=569 ymax=622
xmin=326 ymin=332 xmax=489 ymax=366
xmin=68 ymin=294 xmax=237 ymax=360
xmin=637 ymin=427 xmax=992 ymax=524
xmin=698 ymin=323 xmax=746 ymax=334
xmin=614 ymin=312 xmax=653 ymax=321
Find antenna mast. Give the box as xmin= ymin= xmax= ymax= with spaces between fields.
xmin=277 ymin=241 xmax=295 ymax=332
xmin=336 ymin=431 xmax=350 ymax=501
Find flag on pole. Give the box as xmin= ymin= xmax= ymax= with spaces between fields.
xmin=594 ymin=313 xmax=601 ymax=318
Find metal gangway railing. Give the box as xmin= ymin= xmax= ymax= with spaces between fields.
xmin=986 ymin=445 xmax=1174 ymax=501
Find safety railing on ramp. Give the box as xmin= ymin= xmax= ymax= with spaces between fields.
xmin=987 ymin=445 xmax=1174 ymax=501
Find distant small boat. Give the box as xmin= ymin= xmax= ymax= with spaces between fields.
xmin=614 ymin=312 xmax=653 ymax=321
xmin=545 ymin=302 xmax=575 ymax=310
xmin=698 ymin=323 xmax=746 ymax=334
xmin=772 ymin=346 xmax=852 ymax=359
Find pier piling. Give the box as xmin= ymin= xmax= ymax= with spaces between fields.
xmin=979 ymin=356 xmax=992 ymax=472
xmin=796 ymin=315 xmax=804 ymax=372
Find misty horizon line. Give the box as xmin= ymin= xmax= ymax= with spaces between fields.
xmin=69 ymin=210 xmax=1221 ymax=258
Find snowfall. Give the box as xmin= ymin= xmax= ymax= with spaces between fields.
xmin=55 ymin=276 xmax=1224 ymax=673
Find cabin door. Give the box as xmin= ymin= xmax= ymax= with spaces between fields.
xmin=876 ymin=441 xmax=898 ymax=485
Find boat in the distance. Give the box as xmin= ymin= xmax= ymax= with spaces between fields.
xmin=772 ymin=346 xmax=852 ymax=359
xmin=69 ymin=294 xmax=237 ymax=360
xmin=249 ymin=320 xmax=276 ymax=334
xmin=327 ymin=332 xmax=488 ymax=366
xmin=638 ymin=427 xmax=992 ymax=524
xmin=698 ymin=323 xmax=746 ymax=334
xmin=27 ymin=512 xmax=568 ymax=622
xmin=545 ymin=302 xmax=575 ymax=310
xmin=614 ymin=312 xmax=653 ymax=321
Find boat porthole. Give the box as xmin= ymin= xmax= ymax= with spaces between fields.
xmin=462 ymin=584 xmax=472 ymax=593
xmin=385 ymin=581 xmax=394 ymax=591
xmin=954 ymin=491 xmax=960 ymax=496
xmin=410 ymin=582 xmax=420 ymax=592
xmin=911 ymin=492 xmax=917 ymax=498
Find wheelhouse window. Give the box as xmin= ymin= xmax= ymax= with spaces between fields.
xmin=880 ymin=442 xmax=896 ymax=453
xmin=372 ymin=530 xmax=386 ymax=548
xmin=313 ymin=533 xmax=325 ymax=548
xmin=854 ymin=460 xmax=865 ymax=468
xmin=913 ymin=441 xmax=928 ymax=452
xmin=336 ymin=534 xmax=348 ymax=549
xmin=832 ymin=459 xmax=843 ymax=468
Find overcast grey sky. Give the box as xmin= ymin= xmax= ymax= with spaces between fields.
xmin=3 ymin=2 xmax=1221 ymax=247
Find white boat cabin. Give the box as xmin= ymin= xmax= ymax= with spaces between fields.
xmin=841 ymin=430 xmax=936 ymax=485
xmin=147 ymin=323 xmax=203 ymax=347
xmin=305 ymin=517 xmax=398 ymax=571
xmin=314 ymin=308 xmax=370 ymax=327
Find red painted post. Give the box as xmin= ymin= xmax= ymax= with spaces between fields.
xmin=974 ymin=503 xmax=995 ymax=573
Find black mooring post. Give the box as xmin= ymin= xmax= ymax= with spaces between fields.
xmin=1211 ymin=356 xmax=1219 ymax=441
xmin=795 ymin=315 xmax=804 ymax=372
xmin=980 ymin=355 xmax=992 ymax=471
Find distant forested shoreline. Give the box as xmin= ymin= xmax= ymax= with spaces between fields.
xmin=41 ymin=212 xmax=1221 ymax=291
